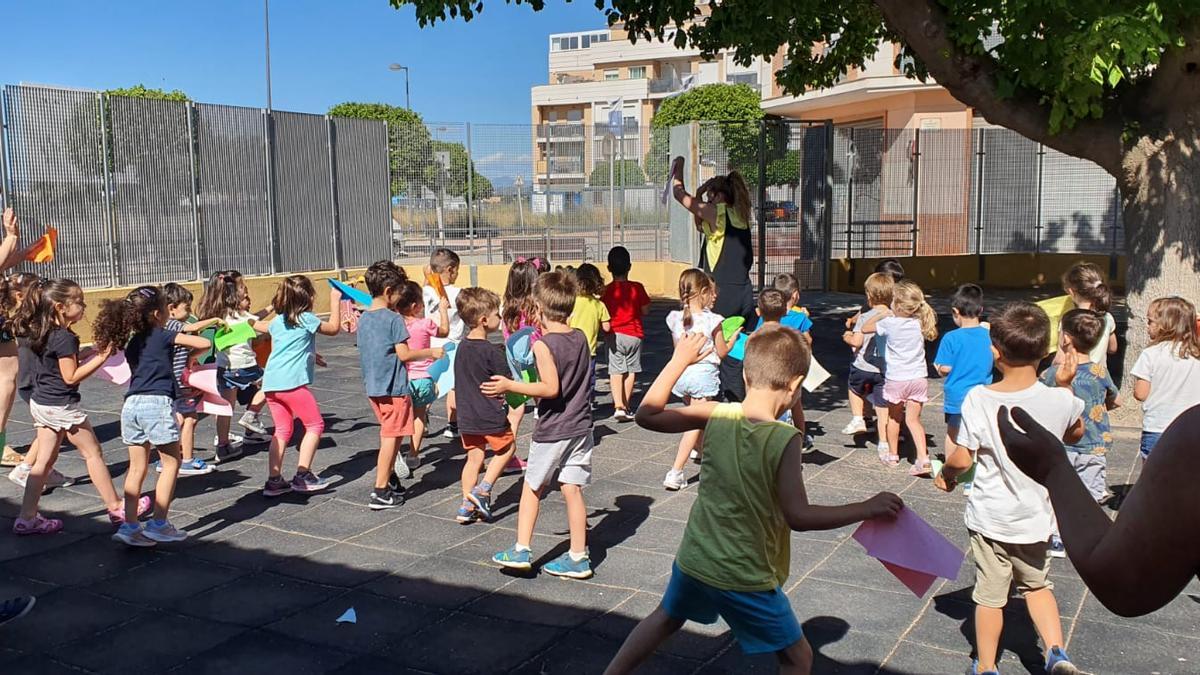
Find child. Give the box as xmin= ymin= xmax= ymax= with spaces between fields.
xmin=862 ymin=280 xmax=938 ymax=475
xmin=94 ymin=286 xmax=212 ymax=546
xmin=254 ymin=275 xmax=341 ymax=497
xmin=933 ymin=284 xmax=993 ymax=491
xmin=500 ymin=258 xmax=543 ymax=470
xmin=935 ymin=302 xmax=1084 ymax=675
xmin=486 ymin=271 xmax=596 ymax=578
xmin=1130 ymin=296 xmax=1200 ymax=458
xmin=424 ymin=248 xmax=464 ymax=438
xmin=841 ymin=273 xmax=894 ymax=448
xmin=1062 ymin=262 xmax=1117 ymax=367
xmin=229 ymin=270 xmax=273 ymax=440
xmin=357 ymin=262 xmax=441 ymax=510
xmin=12 ymin=279 xmax=149 ymax=534
xmin=397 ymin=280 xmax=449 ymax=476
xmin=451 ymin=287 xmax=517 ymax=523
xmin=162 ymin=283 xmax=222 ymax=475
xmin=764 ymin=273 xmax=814 ymax=446
xmin=662 ymin=269 xmax=734 ymax=490
xmin=601 ymin=246 xmax=651 ymax=421
xmin=567 ymin=263 xmax=611 ymax=407
xmin=606 ymin=326 xmax=903 ymax=674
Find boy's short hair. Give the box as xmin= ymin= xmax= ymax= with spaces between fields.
xmin=874 ymin=259 xmax=905 ymax=283
xmin=429 ymin=247 xmax=460 ymax=273
xmin=772 ymin=273 xmax=800 ymax=303
xmin=365 ymin=260 xmax=407 ymax=298
xmin=456 ymin=287 xmax=500 ymax=328
xmin=534 ymin=270 xmax=578 ymax=323
xmin=744 ymin=325 xmax=810 ymax=391
xmin=757 ymin=289 xmax=787 ymax=322
xmin=1060 ymin=308 xmax=1105 ymax=353
xmin=607 ymin=246 xmax=632 ymax=276
xmin=864 ymin=272 xmax=895 ymax=307
xmin=989 ymin=302 xmax=1050 ymax=365
xmin=163 ymin=282 xmax=193 ymax=307
xmin=951 ymin=283 xmax=984 ymax=319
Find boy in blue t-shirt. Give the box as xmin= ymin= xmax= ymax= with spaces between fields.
xmin=934 ymin=284 xmax=993 ymax=491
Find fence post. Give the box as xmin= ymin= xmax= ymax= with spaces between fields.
xmin=756 ymin=119 xmax=767 ymax=290
xmin=263 ymin=109 xmax=280 ymax=274
xmin=466 ymin=122 xmax=475 ymax=254
xmin=845 ymin=127 xmax=854 ymax=258
xmin=822 ymin=120 xmax=834 ymax=290
xmin=910 ymin=128 xmax=920 ymax=257
xmin=0 ymin=87 xmax=8 ymax=207
xmin=325 ymin=116 xmax=342 ymax=272
xmin=186 ymin=102 xmax=203 ymax=280
xmin=974 ymin=128 xmax=986 ymax=255
xmin=99 ymin=93 xmax=119 ymax=287
xmin=1034 ymin=142 xmax=1045 ymax=253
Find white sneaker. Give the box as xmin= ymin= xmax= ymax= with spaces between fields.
xmin=45 ymin=469 xmax=70 ymax=488
xmin=214 ymin=434 xmax=244 ymax=448
xmin=663 ymin=469 xmax=688 ymax=491
xmin=7 ymin=463 xmax=29 ymax=488
xmin=688 ymin=449 xmax=700 ymax=462
xmin=611 ymin=409 xmax=628 ymax=421
xmin=841 ymin=418 xmax=868 ymax=435
xmin=238 ymin=411 xmax=268 ymax=436
xmin=393 ymin=459 xmax=412 ymax=480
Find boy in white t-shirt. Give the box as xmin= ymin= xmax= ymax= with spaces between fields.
xmin=423 ymin=248 xmax=464 ymax=438
xmin=935 ymin=302 xmax=1085 ymax=675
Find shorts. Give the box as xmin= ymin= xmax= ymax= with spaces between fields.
xmin=526 ymin=433 xmax=593 ymax=491
xmin=1067 ymin=451 xmax=1108 ymax=502
xmin=672 ymin=363 xmax=720 ymax=400
xmin=461 ymin=428 xmax=515 ymax=453
xmin=606 ymin=333 xmax=643 ymax=374
xmin=969 ymin=530 xmax=1053 ymax=608
xmin=847 ymin=366 xmax=885 ymax=407
xmin=410 ymin=378 xmax=436 ymax=408
xmin=368 ymin=395 xmax=415 ymax=438
xmin=720 ymin=356 xmax=746 ymax=403
xmin=662 ymin=562 xmax=803 ymax=654
xmin=121 ymin=394 xmax=181 ymax=446
xmin=219 ymin=366 xmax=263 ymax=406
xmin=29 ymin=400 xmax=88 ymax=431
xmin=944 ymin=413 xmax=963 ymax=431
xmin=1139 ymin=431 xmax=1161 ymax=459
xmin=882 ymin=378 xmax=929 ymax=405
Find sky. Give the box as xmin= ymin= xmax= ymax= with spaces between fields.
xmin=0 ymin=0 xmax=607 ymax=124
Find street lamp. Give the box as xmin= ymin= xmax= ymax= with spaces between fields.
xmin=514 ymin=174 xmax=525 ymax=230
xmin=388 ymin=63 xmax=411 ymax=110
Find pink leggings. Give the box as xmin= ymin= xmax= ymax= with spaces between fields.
xmin=265 ymin=386 xmax=324 ymax=446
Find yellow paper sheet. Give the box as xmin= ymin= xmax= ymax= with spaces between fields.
xmin=1036 ymin=295 xmax=1075 ymax=354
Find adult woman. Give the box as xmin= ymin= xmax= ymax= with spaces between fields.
xmin=0 ymin=208 xmax=36 ymax=467
xmin=669 ymin=157 xmax=755 ymax=327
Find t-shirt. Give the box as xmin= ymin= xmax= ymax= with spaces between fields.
xmin=17 ymin=339 xmax=37 ymax=401
xmin=424 ymin=284 xmax=463 ymax=348
xmin=263 ymin=312 xmax=322 ymax=393
xmin=875 ymin=316 xmax=927 ymax=381
xmin=453 ymin=336 xmax=510 ymax=435
xmin=1040 ymin=362 xmax=1117 ymax=455
xmin=676 ymin=403 xmax=799 ymax=591
xmin=602 ymin=280 xmax=651 ymax=338
xmin=164 ymin=319 xmax=191 ymax=392
xmin=224 ymin=311 xmax=259 ymax=370
xmin=33 ymin=328 xmax=81 ymax=405
xmin=404 ymin=316 xmax=439 ymax=381
xmin=356 ymin=308 xmax=411 ymax=398
xmin=568 ymin=296 xmax=610 ymax=355
xmin=956 ymin=383 xmax=1084 ymax=544
xmin=665 ymin=309 xmax=724 ymax=367
xmin=1087 ymin=312 xmax=1116 ymax=367
xmin=1130 ymin=341 xmax=1200 ymax=432
xmin=753 ymin=308 xmax=812 ymax=334
xmin=125 ymin=327 xmax=180 ymax=399
xmin=533 ymin=330 xmax=593 ymax=443
xmin=852 ymin=308 xmax=886 ymax=374
xmin=933 ymin=326 xmax=994 ymax=414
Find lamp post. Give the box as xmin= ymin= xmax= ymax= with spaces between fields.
xmin=388 ymin=63 xmax=411 ymax=110
xmin=264 ymin=0 xmax=272 ymax=110
xmin=514 ymin=174 xmax=525 ymax=230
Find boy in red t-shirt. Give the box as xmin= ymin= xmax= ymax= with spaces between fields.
xmin=601 ymin=246 xmax=651 ymax=421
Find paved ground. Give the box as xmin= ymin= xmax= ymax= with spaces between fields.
xmin=1 ymin=297 xmax=1197 ymax=674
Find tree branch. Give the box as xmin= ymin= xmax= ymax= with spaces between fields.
xmin=1140 ymin=20 xmax=1200 ymax=127
xmin=873 ymin=0 xmax=1126 ymax=176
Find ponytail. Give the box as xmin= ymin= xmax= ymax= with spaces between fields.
xmin=1062 ymin=263 xmax=1111 ymax=313
xmin=13 ymin=278 xmax=81 ymax=354
xmin=725 ymin=170 xmax=752 ymax=225
xmin=917 ymin=301 xmax=939 ymax=341
xmin=677 ymin=268 xmax=713 ymax=331
xmin=892 ymin=280 xmax=938 ymax=341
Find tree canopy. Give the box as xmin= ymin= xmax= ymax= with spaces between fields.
xmin=589 ymin=158 xmax=648 ymax=187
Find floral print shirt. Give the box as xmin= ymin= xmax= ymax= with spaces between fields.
xmin=1040 ymin=362 xmax=1119 ymax=455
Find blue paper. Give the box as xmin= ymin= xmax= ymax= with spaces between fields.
xmin=728 ymin=332 xmax=748 ymax=361
xmin=336 ymin=607 xmax=357 ymax=624
xmin=429 ymin=342 xmax=457 ymax=399
xmin=327 ymin=278 xmax=371 ymax=308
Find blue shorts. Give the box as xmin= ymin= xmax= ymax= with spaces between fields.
xmin=671 ymin=364 xmax=720 ymax=400
xmin=662 ymin=562 xmax=803 ymax=654
xmin=122 ymin=394 xmax=181 ymax=446
xmin=219 ymin=366 xmax=263 ymax=406
xmin=1139 ymin=431 xmax=1161 ymax=459
xmin=410 ymin=377 xmax=436 ymax=408
xmin=944 ymin=413 xmax=962 ymax=431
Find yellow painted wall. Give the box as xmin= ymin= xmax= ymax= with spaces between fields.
xmin=829 ymin=254 xmax=1126 ymax=293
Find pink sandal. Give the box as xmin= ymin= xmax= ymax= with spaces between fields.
xmin=13 ymin=513 xmax=64 ymax=535
xmin=909 ymin=459 xmax=932 ymax=477
xmin=108 ymin=495 xmax=152 ymax=524
xmin=877 ymin=447 xmax=900 ymax=467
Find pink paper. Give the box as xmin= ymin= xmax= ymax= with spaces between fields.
xmin=182 ymin=365 xmax=233 ymax=417
xmin=94 ymin=352 xmax=131 ymax=386
xmin=852 ymin=506 xmax=965 ymax=598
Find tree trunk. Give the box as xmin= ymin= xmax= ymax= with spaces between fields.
xmin=1114 ymin=136 xmax=1200 ymax=423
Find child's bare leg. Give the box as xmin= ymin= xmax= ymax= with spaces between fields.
xmin=481 ymin=440 xmax=516 ymax=489
xmin=375 ymin=435 xmax=399 ymax=489
xmin=848 ymin=388 xmax=864 ymax=418
xmin=791 ymin=400 xmax=806 ymax=433
xmin=974 ymin=605 xmax=1004 ymax=672
xmin=1023 ymin=588 xmax=1066 ymax=658
xmin=22 ymin=433 xmax=40 ymax=467
xmin=248 ymin=389 xmax=266 ymax=413
xmin=874 ymin=404 xmax=888 ymax=441
xmin=886 ymin=404 xmax=902 ymax=456
xmin=905 ymin=401 xmax=927 ymax=464
xmin=409 ymin=406 xmax=428 ymax=458
xmin=124 ymin=443 xmax=150 ymax=524
xmin=217 ymin=390 xmax=236 ymax=444
xmin=447 ymin=390 xmax=457 ymax=425
xmin=610 ymin=372 xmax=626 ymax=411
xmin=18 ymin=428 xmax=61 ymax=520
xmin=603 ymin=606 xmax=686 ymax=675
xmin=671 ymin=396 xmax=701 ymax=471
xmin=515 ymin=481 xmax=543 ymax=548
xmin=561 ymin=483 xmax=587 ymax=553
xmin=461 ymin=447 xmax=485 ymax=500
xmin=154 ymin=442 xmax=182 ymax=521
xmin=623 ymin=373 xmax=636 ymax=409
xmin=777 ymin=637 xmax=815 ymax=675
xmin=508 ymin=404 xmax=525 ymax=435
xmin=296 ymin=428 xmax=322 ymax=474
xmin=69 ymin=423 xmax=121 ymax=511
xmin=178 ymin=413 xmax=197 ymax=461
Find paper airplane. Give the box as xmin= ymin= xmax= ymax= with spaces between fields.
xmin=25 ymin=227 xmax=57 ymax=263
xmin=852 ymin=506 xmax=965 ymax=597
xmin=328 ymin=278 xmax=371 ymax=308
xmin=336 ymin=607 xmax=356 ymax=624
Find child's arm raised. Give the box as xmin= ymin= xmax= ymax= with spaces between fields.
xmin=843 ymin=330 xmax=864 ymax=348
xmin=60 ymin=344 xmax=113 ymax=385
xmin=317 ymin=288 xmax=342 ymax=336
xmin=396 ymin=342 xmax=444 ymax=363
xmin=859 ymin=308 xmax=892 ymax=334
xmin=635 ymin=333 xmax=718 ymax=434
xmin=174 ymin=334 xmax=211 ymax=351
xmin=435 ymin=296 xmax=450 ymax=338
xmin=711 ymin=324 xmax=738 ymax=359
xmin=181 ymin=317 xmax=223 ymax=334
xmin=481 ymin=340 xmax=559 ymax=399
xmin=777 ymin=437 xmax=903 ymax=530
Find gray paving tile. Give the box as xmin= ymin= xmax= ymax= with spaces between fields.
xmin=2 ymin=534 xmax=166 ymax=587
xmin=465 ymin=575 xmax=635 ymax=627
xmin=0 ymin=587 xmax=141 ymax=650
xmin=174 ymin=571 xmax=341 ymax=627
xmin=56 ymin=610 xmax=246 ymax=675
xmin=264 ymin=590 xmax=443 ymax=654
xmin=361 ymin=556 xmax=514 ymax=609
xmin=1067 ymin=618 xmax=1200 ymax=674
xmin=171 ymin=629 xmax=357 ymax=675
xmin=271 ymin=542 xmax=420 ymax=588
xmin=509 ymin=630 xmax=701 ymax=675
xmin=91 ymin=553 xmax=250 ymax=608
xmin=377 ymin=612 xmax=565 ymax=673
xmin=881 ymin=640 xmax=973 ymax=674
xmin=580 ymin=590 xmax=734 ymax=662
xmin=183 ymin=525 xmax=334 ymax=570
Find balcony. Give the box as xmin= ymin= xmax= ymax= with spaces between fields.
xmin=649 ymin=75 xmax=686 ymax=94
xmin=535 ymin=124 xmax=587 ymax=142
xmin=726 ymin=72 xmax=760 ymax=92
xmin=554 ymin=73 xmax=593 ymax=85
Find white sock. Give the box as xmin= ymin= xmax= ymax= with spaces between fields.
xmin=514 ymin=543 xmax=531 ymax=552
xmin=569 ymin=549 xmax=588 ymax=562
xmin=878 ymin=442 xmax=890 ymax=452
xmin=850 ymin=416 xmax=864 ymax=424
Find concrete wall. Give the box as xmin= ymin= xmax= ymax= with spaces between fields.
xmin=828 ymin=254 xmax=1126 ymax=293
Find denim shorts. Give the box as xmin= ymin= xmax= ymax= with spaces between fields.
xmin=662 ymin=562 xmax=803 ymax=654
xmin=672 ymin=363 xmax=720 ymax=400
xmin=121 ymin=394 xmax=180 ymax=446
xmin=410 ymin=377 xmax=436 ymax=408
xmin=1139 ymin=431 xmax=1161 ymax=459
xmin=219 ymin=366 xmax=263 ymax=406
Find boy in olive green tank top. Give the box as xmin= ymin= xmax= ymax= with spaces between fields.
xmin=605 ymin=326 xmax=903 ymax=675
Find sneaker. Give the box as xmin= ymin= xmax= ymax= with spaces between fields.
xmin=394 ymin=458 xmax=413 ymax=480
xmin=612 ymin=409 xmax=630 ymax=422
xmin=177 ymin=458 xmax=215 ymax=476
xmin=688 ymin=449 xmax=700 ymax=462
xmin=0 ymin=595 xmax=35 ymax=627
xmin=404 ymin=454 xmax=420 ymax=471
xmin=502 ymin=454 xmax=526 ymax=476
xmin=1 ymin=445 xmax=24 ymax=467
xmin=241 ymin=430 xmax=272 ymax=445
xmin=7 ymin=463 xmax=29 ymax=488
xmin=663 ymin=468 xmax=688 ymax=491
xmin=238 ymin=411 xmax=269 ymax=436
xmin=841 ymin=418 xmax=868 ymax=435
xmin=967 ymin=660 xmax=1000 ymax=675
xmin=44 ymin=469 xmax=71 ymax=489
xmin=112 ymin=523 xmax=157 ymax=548
xmin=369 ymin=487 xmax=405 ymax=510
xmin=214 ymin=433 xmax=244 ymax=447
xmin=108 ymin=496 xmax=153 ymax=524
xmin=213 ymin=443 xmax=242 ymax=464
xmin=143 ymin=519 xmax=189 ymax=543
xmin=387 ymin=472 xmax=407 ymax=494
xmin=467 ymin=487 xmax=493 ymax=521
xmin=961 ymin=481 xmax=974 ymax=496
xmin=1044 ymin=646 xmax=1078 ymax=674
xmin=263 ymin=475 xmax=292 ymax=497
xmin=802 ymin=434 xmax=816 ymax=452
xmin=442 ymin=423 xmax=458 ymax=439
xmin=290 ymin=470 xmax=332 ymax=494
xmin=543 ymin=551 xmax=593 ymax=579
xmin=455 ymin=503 xmax=480 ymax=524
xmin=1048 ymin=535 xmax=1066 ymax=559
xmin=12 ymin=514 xmax=63 ymax=535
xmin=492 ymin=545 xmax=532 ymax=570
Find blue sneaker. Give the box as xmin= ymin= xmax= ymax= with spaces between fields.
xmin=967 ymin=660 xmax=999 ymax=675
xmin=543 ymin=551 xmax=593 ymax=579
xmin=467 ymin=487 xmax=493 ymax=521
xmin=290 ymin=470 xmax=331 ymax=494
xmin=492 ymin=545 xmax=532 ymax=570
xmin=456 ymin=503 xmax=479 ymax=524
xmin=1044 ymin=646 xmax=1078 ymax=674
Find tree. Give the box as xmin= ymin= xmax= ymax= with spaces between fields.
xmin=430 ymin=139 xmax=494 ymax=199
xmin=589 ymin=159 xmax=648 ymax=187
xmin=392 ymin=0 xmax=1200 ymax=403
xmin=328 ymin=102 xmax=431 ymax=198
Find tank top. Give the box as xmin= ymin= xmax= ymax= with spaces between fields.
xmin=699 ymin=203 xmax=753 ymax=286
xmin=532 ymin=329 xmax=592 ymax=443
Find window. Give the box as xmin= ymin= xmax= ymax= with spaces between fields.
xmin=569 ymin=36 xmax=578 ymax=50
xmin=582 ymin=35 xmax=590 ymax=48
xmin=604 ymin=69 xmax=619 ymax=81
xmin=567 ymin=109 xmax=583 ymax=122
xmin=628 ymin=66 xmax=646 ymax=79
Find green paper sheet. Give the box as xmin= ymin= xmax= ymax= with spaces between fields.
xmin=721 ymin=316 xmax=745 ymax=341
xmin=214 ymin=322 xmax=258 ymax=352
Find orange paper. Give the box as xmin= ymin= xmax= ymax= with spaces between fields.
xmin=426 ymin=271 xmax=446 ymax=300
xmin=25 ymin=227 xmax=57 ymax=263
xmin=253 ymin=336 xmax=272 ymax=368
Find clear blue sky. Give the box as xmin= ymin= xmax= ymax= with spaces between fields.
xmin=0 ymin=0 xmax=606 ymax=124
